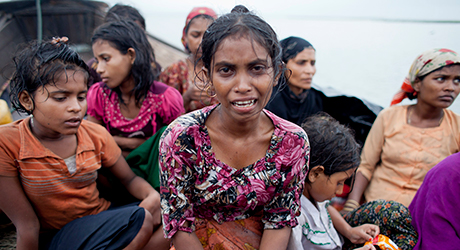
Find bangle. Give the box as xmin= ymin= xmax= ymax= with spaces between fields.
xmin=343 ymin=199 xmax=360 ymax=212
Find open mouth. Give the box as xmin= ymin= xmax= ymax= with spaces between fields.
xmin=232 ymin=99 xmax=256 ymax=108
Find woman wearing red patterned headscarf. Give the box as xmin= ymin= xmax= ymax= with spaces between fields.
xmin=160 ymin=7 xmax=218 ymax=112
xmin=346 ymin=48 xmax=460 ymax=211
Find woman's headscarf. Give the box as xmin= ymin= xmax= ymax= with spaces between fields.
xmin=181 ymin=7 xmax=217 ymax=52
xmin=280 ymin=36 xmax=315 ymax=63
xmin=390 ymin=48 xmax=460 ymax=106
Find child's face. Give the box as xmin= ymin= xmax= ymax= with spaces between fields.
xmin=185 ymin=16 xmax=213 ymax=56
xmin=207 ymin=36 xmax=274 ymax=122
xmin=307 ymin=167 xmax=356 ymax=203
xmin=25 ymin=70 xmax=88 ymax=138
xmin=92 ymin=39 xmax=135 ymax=89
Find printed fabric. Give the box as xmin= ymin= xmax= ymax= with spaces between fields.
xmin=159 ymin=105 xmax=310 ymax=238
xmin=343 ymin=200 xmax=418 ymax=250
xmin=160 ymin=60 xmax=218 ymax=112
xmin=87 ymin=81 xmax=184 ymax=138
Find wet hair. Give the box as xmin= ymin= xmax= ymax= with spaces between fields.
xmin=92 ymin=20 xmax=156 ymax=106
xmin=9 ymin=39 xmax=90 ymax=115
xmin=301 ymin=113 xmax=361 ymax=176
xmin=184 ymin=14 xmax=216 ymax=38
xmin=104 ymin=4 xmax=146 ymax=30
xmin=199 ymin=5 xmax=285 ymax=97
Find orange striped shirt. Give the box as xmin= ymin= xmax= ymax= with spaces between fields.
xmin=0 ymin=118 xmax=121 ymax=230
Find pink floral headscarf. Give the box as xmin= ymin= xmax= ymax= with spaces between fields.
xmin=391 ymin=48 xmax=460 ymax=106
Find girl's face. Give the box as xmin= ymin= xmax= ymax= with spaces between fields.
xmin=185 ymin=16 xmax=213 ymax=56
xmin=285 ymin=48 xmax=316 ymax=96
xmin=92 ymin=39 xmax=135 ymax=89
xmin=21 ymin=70 xmax=88 ymax=138
xmin=208 ymin=36 xmax=275 ymax=122
xmin=306 ymin=166 xmax=356 ymax=203
xmin=413 ymin=64 xmax=460 ymax=109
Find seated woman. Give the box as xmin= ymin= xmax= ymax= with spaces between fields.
xmin=409 ymin=152 xmax=460 ymax=249
xmin=159 ymin=5 xmax=309 ymax=250
xmin=160 ymin=7 xmax=219 ymax=113
xmin=87 ymin=20 xmax=184 ymax=158
xmin=346 ymin=48 xmax=460 ymax=209
xmin=265 ymin=36 xmax=380 ymax=146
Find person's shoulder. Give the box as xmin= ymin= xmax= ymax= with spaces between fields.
xmin=265 ymin=109 xmax=306 ymax=136
xmin=444 ymin=108 xmax=460 ymax=123
xmin=0 ymin=119 xmax=22 ymax=141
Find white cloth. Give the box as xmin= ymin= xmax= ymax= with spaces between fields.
xmin=288 ymin=196 xmax=343 ymax=250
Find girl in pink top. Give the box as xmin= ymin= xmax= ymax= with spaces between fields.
xmin=88 ymin=20 xmax=184 ymax=157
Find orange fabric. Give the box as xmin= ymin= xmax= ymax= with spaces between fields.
xmin=358 ymin=105 xmax=460 ymax=207
xmin=390 ymin=78 xmax=415 ymax=106
xmin=0 ymin=118 xmax=121 ymax=230
xmin=193 ymin=215 xmax=263 ymax=250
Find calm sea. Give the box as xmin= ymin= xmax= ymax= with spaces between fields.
xmin=146 ymin=12 xmax=460 ymax=113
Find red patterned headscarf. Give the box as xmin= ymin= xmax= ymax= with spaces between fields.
xmin=391 ymin=48 xmax=460 ymax=106
xmin=181 ymin=7 xmax=217 ymax=52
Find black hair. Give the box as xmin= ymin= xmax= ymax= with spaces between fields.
xmin=105 ymin=4 xmax=146 ymax=30
xmin=199 ymin=5 xmax=285 ymax=99
xmin=92 ymin=20 xmax=156 ymax=106
xmin=301 ymin=112 xmax=361 ymax=176
xmin=9 ymin=39 xmax=90 ymax=115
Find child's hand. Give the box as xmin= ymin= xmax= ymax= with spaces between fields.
xmin=139 ymin=190 xmax=162 ymax=227
xmin=353 ymin=244 xmax=376 ymax=250
xmin=347 ymin=224 xmax=379 ymax=244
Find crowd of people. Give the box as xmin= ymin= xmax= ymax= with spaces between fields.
xmin=0 ymin=3 xmax=459 ymax=250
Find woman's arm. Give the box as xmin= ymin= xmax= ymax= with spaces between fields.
xmin=328 ymin=205 xmax=378 ymax=244
xmin=0 ymin=176 xmax=40 ymax=250
xmin=108 ymin=155 xmax=161 ymax=226
xmin=259 ymin=227 xmax=291 ymax=250
xmin=346 ymin=172 xmax=370 ymax=207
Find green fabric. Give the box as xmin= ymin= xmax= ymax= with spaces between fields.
xmin=125 ymin=126 xmax=167 ymax=192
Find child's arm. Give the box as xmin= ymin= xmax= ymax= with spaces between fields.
xmin=259 ymin=227 xmax=291 ymax=250
xmin=172 ymin=225 xmax=204 ymax=250
xmin=0 ymin=176 xmax=40 ymax=250
xmin=107 ymin=155 xmax=161 ymax=226
xmin=112 ymin=136 xmax=146 ymax=157
xmin=327 ymin=205 xmax=379 ymax=244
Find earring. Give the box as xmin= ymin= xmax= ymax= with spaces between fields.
xmin=205 ymin=85 xmax=216 ymax=98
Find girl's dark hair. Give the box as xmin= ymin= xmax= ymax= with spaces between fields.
xmin=9 ymin=39 xmax=90 ymax=115
xmin=92 ymin=20 xmax=155 ymax=106
xmin=105 ymin=4 xmax=146 ymax=30
xmin=184 ymin=14 xmax=216 ymax=38
xmin=199 ymin=5 xmax=285 ymax=90
xmin=301 ymin=112 xmax=361 ymax=176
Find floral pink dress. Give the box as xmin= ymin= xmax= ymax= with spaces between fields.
xmin=87 ymin=81 xmax=184 ymax=139
xmin=159 ymin=105 xmax=310 ymax=238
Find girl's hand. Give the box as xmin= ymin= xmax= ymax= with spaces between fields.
xmin=347 ymin=224 xmax=379 ymax=244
